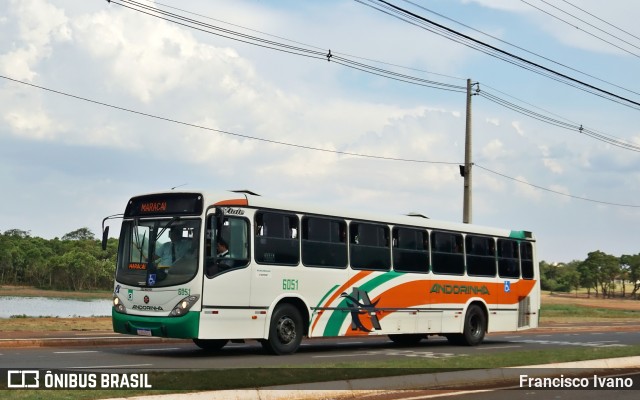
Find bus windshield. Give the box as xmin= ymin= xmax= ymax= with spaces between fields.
xmin=116 ymin=218 xmax=201 ymax=288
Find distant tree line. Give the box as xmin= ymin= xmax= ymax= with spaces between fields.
xmin=1 ymin=228 xmax=639 ymax=297
xmin=0 ymin=228 xmax=117 ymax=291
xmin=541 ymin=251 xmax=640 ymax=299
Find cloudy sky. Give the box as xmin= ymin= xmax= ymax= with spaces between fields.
xmin=1 ymin=0 xmax=639 ymax=263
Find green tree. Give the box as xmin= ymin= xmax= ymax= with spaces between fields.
xmin=577 ymin=259 xmax=597 ymax=298
xmin=558 ymin=261 xmax=581 ymax=296
xmin=581 ymin=251 xmax=620 ymax=298
xmin=62 ymin=227 xmax=96 ymax=241
xmin=621 ymin=254 xmax=640 ymax=299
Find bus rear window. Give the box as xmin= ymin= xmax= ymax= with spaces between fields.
xmin=498 ymin=239 xmax=520 ymax=278
xmin=521 ymin=242 xmax=534 ymax=279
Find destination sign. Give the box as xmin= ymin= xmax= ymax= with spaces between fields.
xmin=124 ymin=193 xmax=203 ymax=217
xmin=128 ymin=263 xmax=146 ymax=270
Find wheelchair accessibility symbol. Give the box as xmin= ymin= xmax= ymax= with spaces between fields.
xmin=504 ymin=281 xmax=511 ymax=293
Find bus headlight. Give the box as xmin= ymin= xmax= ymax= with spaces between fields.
xmin=170 ymin=295 xmax=200 ymax=317
xmin=113 ymin=295 xmax=126 ymax=314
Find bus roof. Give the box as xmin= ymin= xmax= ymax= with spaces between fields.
xmin=132 ymin=189 xmax=535 ymax=241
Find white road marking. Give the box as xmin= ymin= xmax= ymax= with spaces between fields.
xmin=71 ymin=364 xmax=153 ymax=369
xmin=53 ymin=351 xmax=99 ymax=354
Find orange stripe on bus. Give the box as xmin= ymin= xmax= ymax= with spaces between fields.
xmin=343 ymin=279 xmax=537 ymax=336
xmin=213 ymin=198 xmax=249 ymax=206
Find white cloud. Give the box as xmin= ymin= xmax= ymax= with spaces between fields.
xmin=485 ymin=117 xmax=500 ymax=126
xmin=511 ymin=121 xmax=525 ymax=136
xmin=0 ymin=0 xmax=70 ymax=81
xmin=462 ymin=0 xmax=529 ymax=12
xmin=543 ymin=158 xmax=564 ymax=174
xmin=481 ymin=139 xmax=505 ymax=161
xmin=3 ymin=107 xmax=62 ymax=140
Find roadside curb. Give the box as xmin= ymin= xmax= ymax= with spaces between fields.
xmin=0 ymin=336 xmax=187 ymax=348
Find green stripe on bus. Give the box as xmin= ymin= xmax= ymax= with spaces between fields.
xmin=322 ymin=270 xmax=404 ymax=337
xmin=311 ymin=284 xmax=340 ymax=324
xmin=509 ymin=230 xmax=526 ymax=239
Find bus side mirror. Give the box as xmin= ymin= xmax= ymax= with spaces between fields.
xmin=102 ymin=226 xmax=109 ymax=251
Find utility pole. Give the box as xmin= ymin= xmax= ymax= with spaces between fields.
xmin=462 ymin=78 xmax=473 ymax=224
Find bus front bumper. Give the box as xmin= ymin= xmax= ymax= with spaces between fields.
xmin=112 ymin=309 xmax=200 ymax=338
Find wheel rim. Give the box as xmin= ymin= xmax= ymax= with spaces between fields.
xmin=276 ymin=316 xmax=296 ymax=344
xmin=469 ymin=314 xmax=481 ymax=337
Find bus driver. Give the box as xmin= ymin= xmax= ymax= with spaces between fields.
xmin=156 ymin=228 xmax=193 ymax=268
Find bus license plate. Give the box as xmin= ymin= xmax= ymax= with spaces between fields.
xmin=136 ymin=329 xmax=152 ymax=336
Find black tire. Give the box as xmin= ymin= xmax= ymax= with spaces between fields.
xmin=459 ymin=304 xmax=486 ymax=346
xmin=261 ymin=304 xmax=303 ymax=355
xmin=388 ymin=333 xmax=426 ymax=346
xmin=192 ymin=338 xmax=228 ymax=351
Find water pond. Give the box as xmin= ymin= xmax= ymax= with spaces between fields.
xmin=0 ymin=296 xmax=112 ymax=318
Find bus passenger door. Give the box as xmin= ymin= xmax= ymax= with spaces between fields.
xmin=200 ymin=212 xmax=253 ymax=339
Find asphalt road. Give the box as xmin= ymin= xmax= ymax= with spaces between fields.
xmin=0 ymin=328 xmax=638 ymax=370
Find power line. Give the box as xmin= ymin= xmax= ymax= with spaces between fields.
xmin=475 ymin=164 xmax=640 ymax=208
xmin=143 ymin=0 xmax=467 ymax=83
xmin=397 ymin=0 xmax=640 ymax=99
xmin=109 ymin=0 xmax=466 ymax=94
xmin=0 ymin=74 xmax=458 ymax=165
xmin=559 ymin=0 xmax=640 ymax=43
xmin=112 ymin=0 xmax=640 ymax=153
xmin=363 ymin=0 xmax=640 ymax=111
xmin=478 ymin=88 xmax=640 ymax=152
xmin=520 ymin=0 xmax=640 ymax=59
xmin=3 ymin=73 xmax=639 ymax=208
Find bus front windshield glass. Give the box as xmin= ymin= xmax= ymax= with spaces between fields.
xmin=116 ymin=218 xmax=201 ymax=288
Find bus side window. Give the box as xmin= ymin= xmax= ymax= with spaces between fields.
xmin=465 ymin=235 xmax=496 ymax=277
xmin=392 ymin=227 xmax=429 ymax=273
xmin=349 ymin=222 xmax=390 ymax=271
xmin=521 ymin=242 xmax=534 ymax=279
xmin=255 ymin=211 xmax=299 ymax=266
xmin=498 ymin=239 xmax=520 ymax=279
xmin=431 ymin=231 xmax=464 ymax=275
xmin=301 ymin=216 xmax=347 ymax=268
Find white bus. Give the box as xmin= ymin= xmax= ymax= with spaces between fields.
xmin=103 ymin=190 xmax=540 ymax=355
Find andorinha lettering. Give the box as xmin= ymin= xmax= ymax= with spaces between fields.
xmin=430 ymin=283 xmax=490 ymax=295
xmin=132 ymin=305 xmax=164 ymax=311
xmin=140 ymin=201 xmax=167 ymax=213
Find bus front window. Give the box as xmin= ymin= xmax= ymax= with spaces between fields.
xmin=116 ymin=219 xmax=201 ymax=287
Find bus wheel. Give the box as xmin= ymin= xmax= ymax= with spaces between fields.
xmin=262 ymin=304 xmax=303 ymax=355
xmin=388 ymin=334 xmax=426 ymax=346
xmin=459 ymin=304 xmax=486 ymax=346
xmin=192 ymin=338 xmax=228 ymax=351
